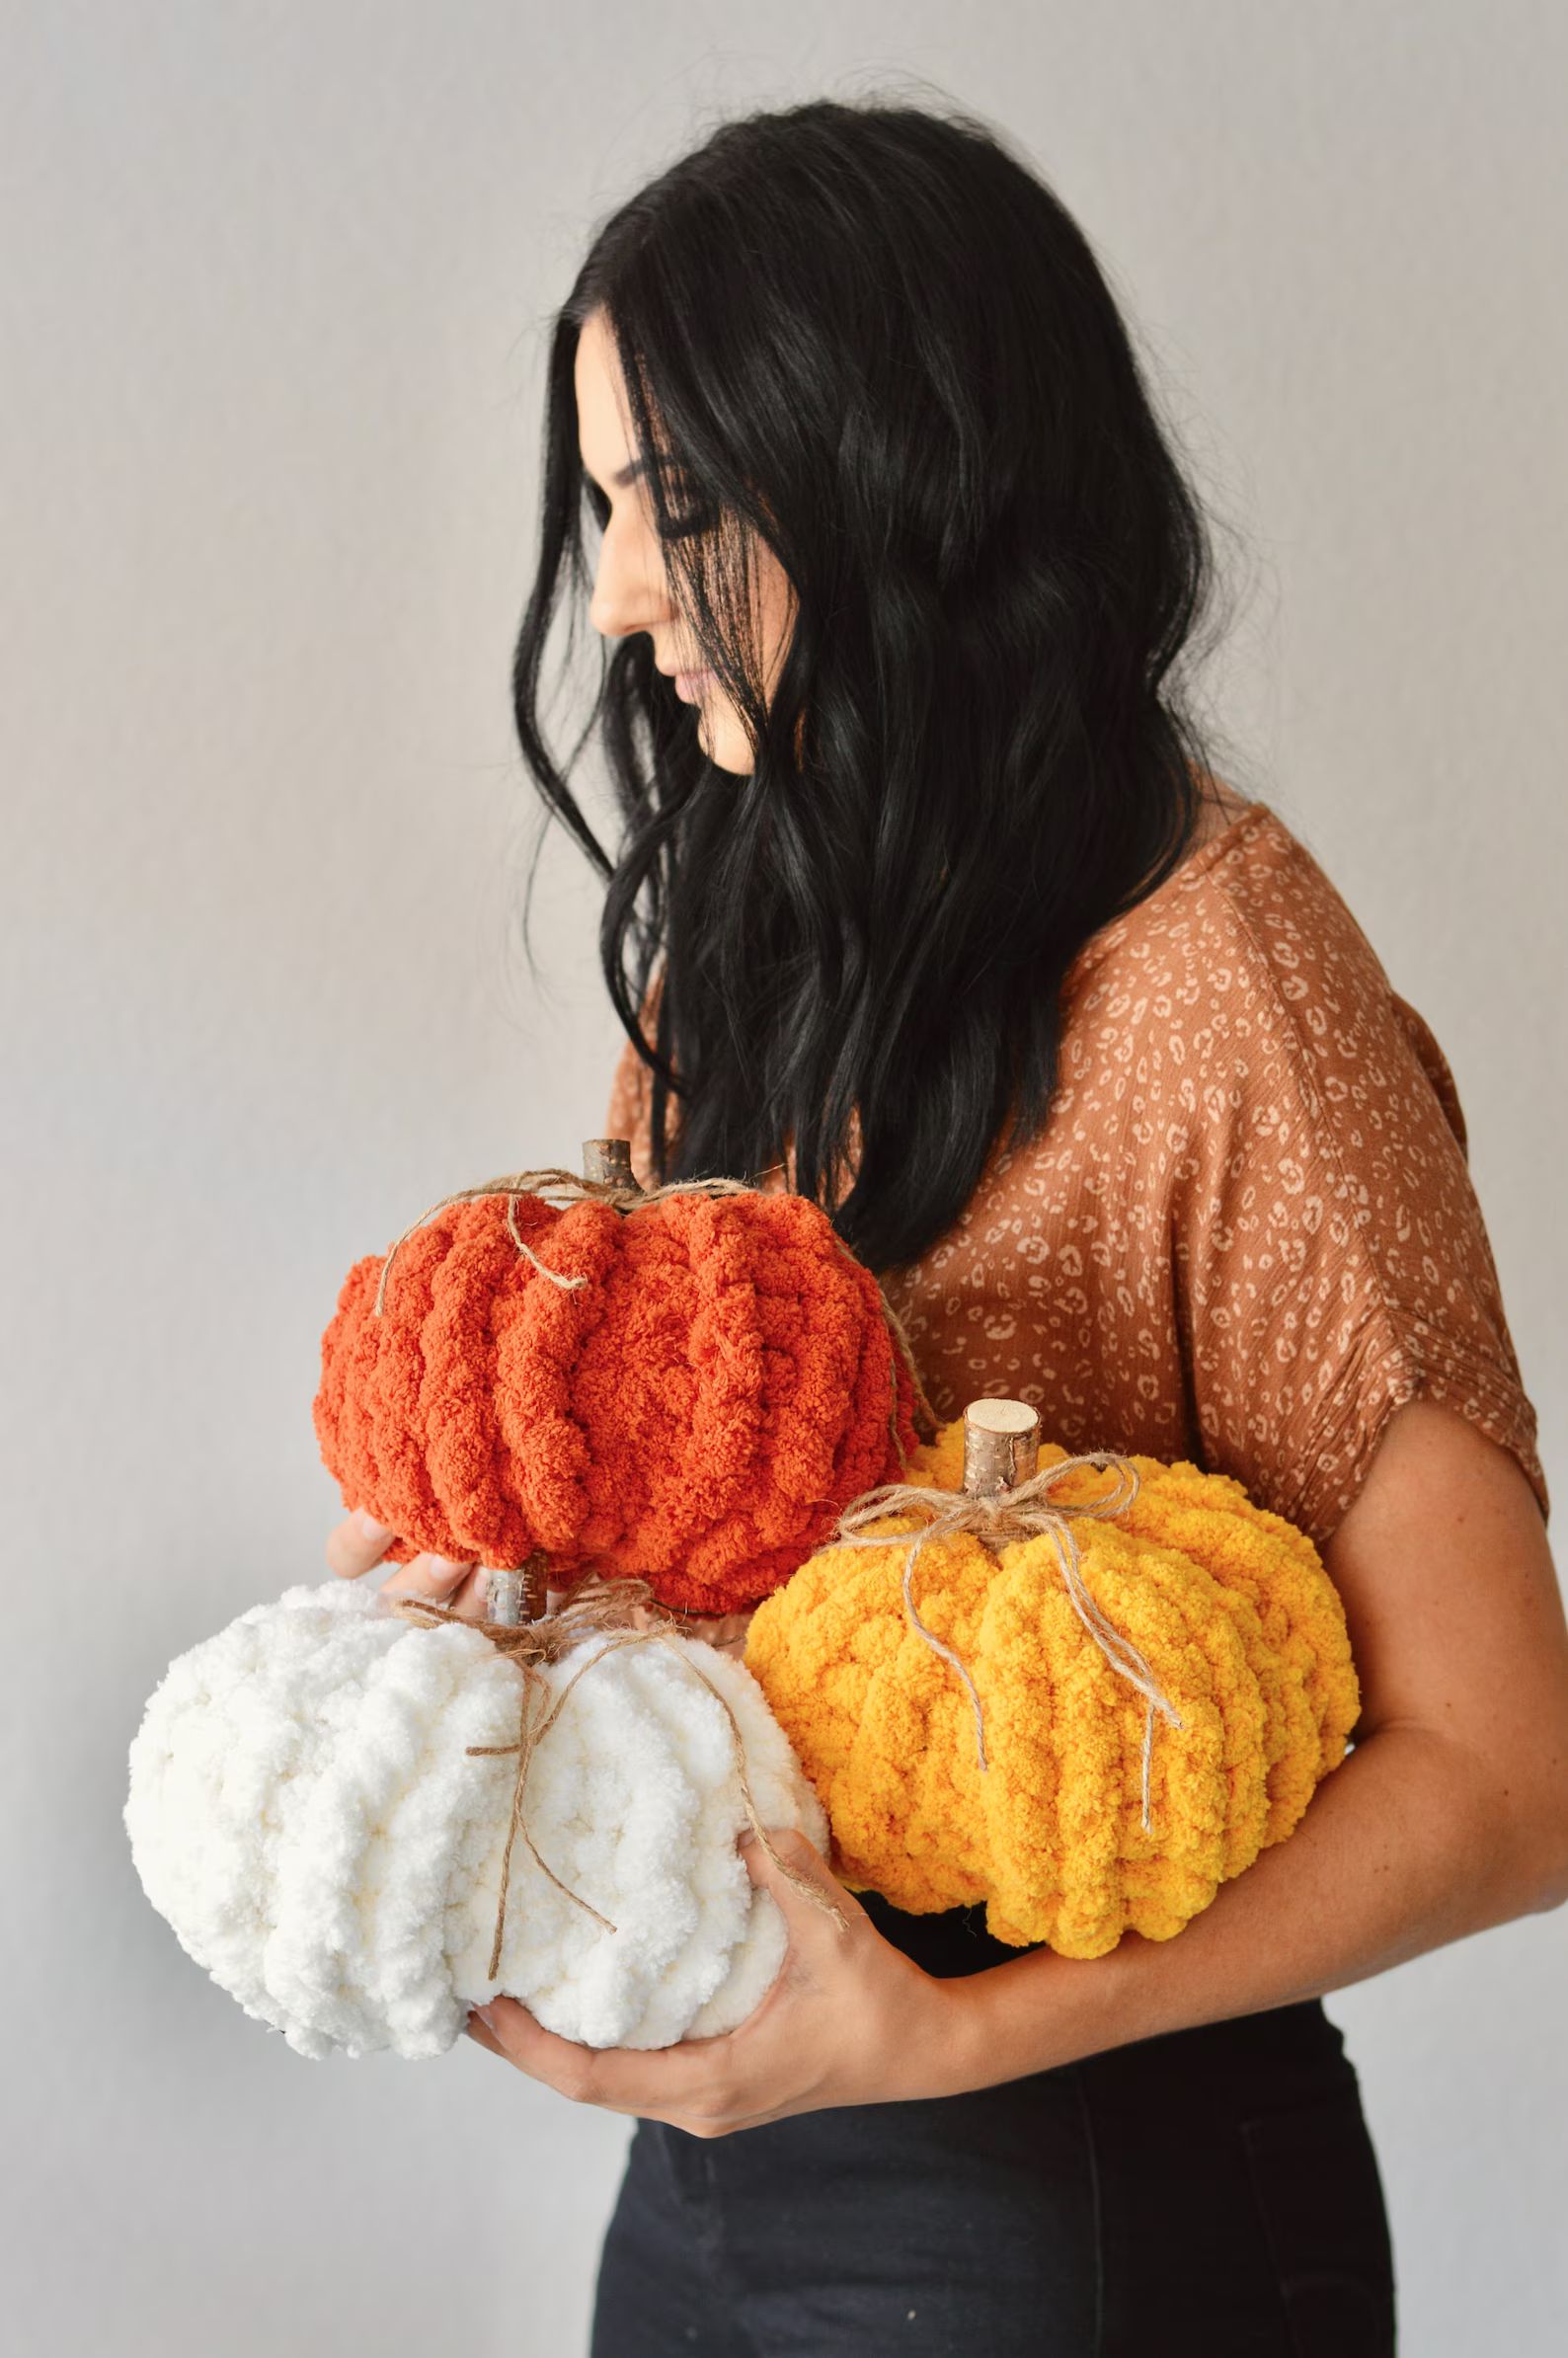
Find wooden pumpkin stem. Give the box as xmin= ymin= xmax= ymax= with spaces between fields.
xmin=962 ymin=1398 xmax=1041 ymax=1496
xmin=582 ymin=1138 xmax=638 ymax=1191
xmin=485 ymin=1551 xmax=551 ymax=1625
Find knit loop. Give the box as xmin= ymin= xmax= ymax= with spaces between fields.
xmin=833 ymin=1452 xmax=1185 ymax=1832
xmin=387 ymin=1575 xmax=848 ymax=1986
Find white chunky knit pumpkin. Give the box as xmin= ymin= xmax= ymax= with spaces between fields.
xmin=123 ymin=1578 xmax=827 ymax=2061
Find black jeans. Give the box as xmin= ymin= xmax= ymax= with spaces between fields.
xmin=589 ymin=1897 xmax=1396 ymax=2357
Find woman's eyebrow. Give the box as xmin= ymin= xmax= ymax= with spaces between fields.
xmin=581 ymin=453 xmax=672 ymax=493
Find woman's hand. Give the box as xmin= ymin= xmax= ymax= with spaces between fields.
xmin=324 ymin=1508 xmax=492 ymax=1621
xmin=325 ymin=1527 xmax=985 ymax=2118
xmin=462 ymin=1829 xmax=983 ymax=2134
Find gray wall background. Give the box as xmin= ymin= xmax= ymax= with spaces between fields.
xmin=6 ymin=6 xmax=1563 ymax=2352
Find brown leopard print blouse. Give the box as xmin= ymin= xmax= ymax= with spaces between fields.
xmin=603 ymin=799 xmax=1547 ymax=1557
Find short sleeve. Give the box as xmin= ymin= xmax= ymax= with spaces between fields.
xmin=1168 ymin=868 xmax=1548 ymax=1548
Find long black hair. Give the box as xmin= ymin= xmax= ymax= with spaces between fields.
xmin=510 ymin=93 xmax=1240 ymax=1276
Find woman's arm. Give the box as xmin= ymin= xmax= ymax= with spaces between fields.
xmin=945 ymin=1396 xmax=1568 ymax=2089
xmin=465 ymin=1397 xmax=1568 ymax=2133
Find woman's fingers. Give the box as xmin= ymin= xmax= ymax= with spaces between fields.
xmin=325 ymin=1509 xmax=396 ymax=1580
xmin=444 ymin=1563 xmax=495 ymax=1620
xmin=378 ymin=1551 xmax=483 ymax=1610
xmin=325 ymin=1511 xmax=488 ymax=1620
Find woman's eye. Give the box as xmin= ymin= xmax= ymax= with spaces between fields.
xmin=582 ymin=464 xmax=715 ymax=539
xmin=651 ymin=485 xmax=716 ymax=539
xmin=654 ymin=468 xmax=718 ymax=538
xmin=657 ymin=501 xmax=718 ymax=541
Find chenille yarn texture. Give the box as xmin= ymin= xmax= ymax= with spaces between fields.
xmin=123 ymin=1577 xmax=828 ymax=2060
xmin=744 ymin=1423 xmax=1361 ymax=1957
xmin=314 ymin=1186 xmax=923 ymax=1614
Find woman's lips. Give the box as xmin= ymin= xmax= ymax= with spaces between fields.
xmin=674 ymin=668 xmax=714 ymax=701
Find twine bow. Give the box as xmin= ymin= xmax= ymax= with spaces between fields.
xmin=833 ymin=1453 xmax=1186 ymax=1833
xmin=387 ymin=1574 xmax=847 ymax=1983
xmin=367 ymin=1163 xmax=940 ymax=1453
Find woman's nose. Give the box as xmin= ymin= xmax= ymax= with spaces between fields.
xmin=589 ymin=524 xmax=673 ymax=643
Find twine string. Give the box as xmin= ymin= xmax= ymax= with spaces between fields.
xmin=387 ymin=1575 xmax=847 ymax=1982
xmin=879 ymin=1283 xmax=940 ymax=1446
xmin=833 ymin=1453 xmax=1186 ymax=1832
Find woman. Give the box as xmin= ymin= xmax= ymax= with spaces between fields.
xmin=327 ymin=98 xmax=1566 ymax=2354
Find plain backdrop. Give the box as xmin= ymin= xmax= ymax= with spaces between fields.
xmin=5 ymin=6 xmax=1563 ymax=2354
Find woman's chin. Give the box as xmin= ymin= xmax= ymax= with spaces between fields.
xmin=699 ymin=707 xmax=754 ymax=776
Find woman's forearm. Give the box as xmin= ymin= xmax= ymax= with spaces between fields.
xmin=941 ymin=1724 xmax=1565 ymax=2090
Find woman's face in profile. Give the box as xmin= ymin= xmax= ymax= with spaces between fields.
xmin=574 ymin=305 xmax=794 ymax=777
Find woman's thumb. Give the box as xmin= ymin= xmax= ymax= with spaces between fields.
xmin=739 ymin=1825 xmax=860 ymax=1937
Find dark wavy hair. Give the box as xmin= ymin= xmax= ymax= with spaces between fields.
xmin=510 ymin=93 xmax=1241 ymax=1275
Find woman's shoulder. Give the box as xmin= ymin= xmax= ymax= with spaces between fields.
xmin=1053 ymin=779 xmax=1472 ymax=1163
xmin=1063 ymin=787 xmax=1415 ymax=1053
xmin=1064 ymin=786 xmax=1347 ymax=994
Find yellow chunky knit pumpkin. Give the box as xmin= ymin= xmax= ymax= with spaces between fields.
xmin=744 ymin=1405 xmax=1361 ymax=1958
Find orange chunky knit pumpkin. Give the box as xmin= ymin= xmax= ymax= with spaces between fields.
xmin=313 ymin=1148 xmax=930 ymax=1614
xmin=745 ymin=1398 xmax=1361 ymax=1956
